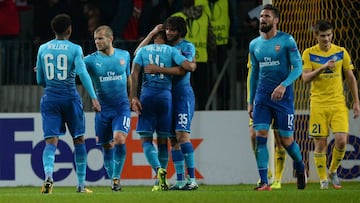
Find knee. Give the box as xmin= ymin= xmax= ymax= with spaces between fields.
xmin=335 ymin=136 xmax=347 ymax=149
xmin=113 ymin=132 xmax=127 ymax=144
xmin=280 ymin=136 xmax=293 ymax=148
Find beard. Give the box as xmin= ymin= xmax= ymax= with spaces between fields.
xmin=260 ymin=23 xmax=273 ymax=33
xmin=96 ymin=44 xmax=108 ymax=52
xmin=167 ymin=33 xmax=180 ymax=44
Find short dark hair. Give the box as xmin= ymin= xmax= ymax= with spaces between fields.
xmin=51 ymin=14 xmax=72 ymax=34
xmin=153 ymin=30 xmax=167 ymax=42
xmin=312 ymin=20 xmax=333 ymax=34
xmin=263 ymin=4 xmax=279 ymax=18
xmin=163 ymin=16 xmax=187 ymax=38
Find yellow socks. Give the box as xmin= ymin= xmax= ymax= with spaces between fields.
xmin=329 ymin=146 xmax=345 ymax=173
xmin=314 ymin=152 xmax=327 ymax=181
xmin=274 ymin=147 xmax=286 ymax=181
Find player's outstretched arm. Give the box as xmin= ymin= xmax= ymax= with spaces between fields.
xmin=144 ymin=64 xmax=186 ymax=76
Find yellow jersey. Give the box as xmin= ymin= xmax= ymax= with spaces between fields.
xmin=302 ymin=44 xmax=354 ymax=106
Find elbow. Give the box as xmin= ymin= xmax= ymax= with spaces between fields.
xmin=301 ymin=76 xmax=310 ymax=84
xmin=301 ymin=72 xmax=311 ymax=84
xmin=189 ymin=64 xmax=197 ymax=72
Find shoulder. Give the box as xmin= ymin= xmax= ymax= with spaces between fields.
xmin=181 ymin=40 xmax=196 ymax=53
xmin=183 ymin=40 xmax=195 ymax=48
xmin=330 ymin=44 xmax=345 ymax=52
xmin=114 ymin=48 xmax=129 ymax=54
xmin=135 ymin=46 xmax=146 ymax=55
xmin=303 ymin=44 xmax=318 ymax=54
xmin=38 ymin=43 xmax=46 ymax=52
xmin=180 ymin=39 xmax=191 ymax=44
xmin=249 ymin=36 xmax=261 ymax=48
xmin=68 ymin=41 xmax=83 ymax=53
xmin=330 ymin=44 xmax=351 ymax=60
xmin=67 ymin=40 xmax=80 ymax=47
xmin=115 ymin=48 xmax=130 ymax=58
xmin=39 ymin=40 xmax=53 ymax=50
xmin=277 ymin=31 xmax=296 ymax=42
xmin=168 ymin=45 xmax=179 ymax=52
xmin=84 ymin=52 xmax=97 ymax=62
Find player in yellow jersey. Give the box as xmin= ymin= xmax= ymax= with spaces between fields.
xmin=247 ymin=54 xmax=286 ymax=189
xmin=302 ymin=20 xmax=360 ymax=189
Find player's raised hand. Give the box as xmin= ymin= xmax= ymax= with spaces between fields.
xmin=150 ymin=24 xmax=164 ymax=36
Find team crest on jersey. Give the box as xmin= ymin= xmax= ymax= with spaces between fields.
xmin=275 ymin=45 xmax=280 ymax=52
xmin=120 ymin=59 xmax=125 ymax=65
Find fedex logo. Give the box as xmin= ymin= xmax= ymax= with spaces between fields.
xmin=0 ymin=117 xmax=203 ymax=182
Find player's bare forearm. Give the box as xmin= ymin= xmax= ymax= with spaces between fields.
xmin=302 ymin=59 xmax=334 ymax=83
xmin=144 ymin=64 xmax=185 ymax=75
xmin=129 ymin=76 xmax=138 ymax=101
xmin=129 ymin=74 xmax=142 ymax=114
xmin=129 ymin=64 xmax=140 ymax=99
xmin=181 ymin=61 xmax=196 ymax=72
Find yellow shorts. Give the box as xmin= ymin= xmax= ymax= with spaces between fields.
xmin=309 ymin=104 xmax=349 ymax=137
xmin=249 ymin=118 xmax=253 ymax=127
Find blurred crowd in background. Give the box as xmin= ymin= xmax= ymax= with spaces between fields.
xmin=0 ymin=0 xmax=263 ymax=110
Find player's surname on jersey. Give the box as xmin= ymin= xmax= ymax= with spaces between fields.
xmin=47 ymin=44 xmax=69 ymax=50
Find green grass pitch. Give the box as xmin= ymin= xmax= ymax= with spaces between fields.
xmin=0 ymin=182 xmax=359 ymax=203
